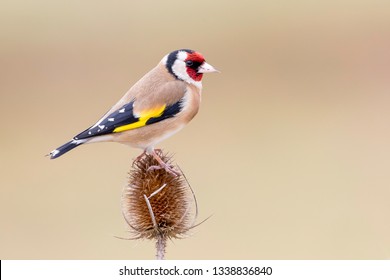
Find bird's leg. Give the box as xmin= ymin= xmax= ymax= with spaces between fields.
xmin=147 ymin=149 xmax=180 ymax=177
xmin=134 ymin=149 xmax=162 ymax=163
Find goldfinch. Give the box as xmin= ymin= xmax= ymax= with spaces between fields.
xmin=48 ymin=49 xmax=218 ymax=175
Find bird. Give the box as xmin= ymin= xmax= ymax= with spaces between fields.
xmin=48 ymin=49 xmax=218 ymax=175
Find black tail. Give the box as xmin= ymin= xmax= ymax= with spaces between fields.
xmin=48 ymin=139 xmax=85 ymax=159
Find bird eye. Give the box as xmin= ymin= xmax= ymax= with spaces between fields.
xmin=186 ymin=60 xmax=193 ymax=67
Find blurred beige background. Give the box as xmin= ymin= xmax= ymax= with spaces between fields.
xmin=1 ymin=0 xmax=390 ymax=259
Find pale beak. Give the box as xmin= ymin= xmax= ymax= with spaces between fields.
xmin=197 ymin=62 xmax=220 ymax=73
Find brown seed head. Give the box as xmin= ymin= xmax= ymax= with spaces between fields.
xmin=122 ymin=151 xmax=197 ymax=242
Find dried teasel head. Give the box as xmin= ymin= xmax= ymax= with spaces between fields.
xmin=122 ymin=150 xmax=198 ymax=259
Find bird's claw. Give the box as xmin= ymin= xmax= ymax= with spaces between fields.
xmin=147 ymin=163 xmax=180 ymax=177
xmin=132 ymin=151 xmax=146 ymax=166
xmin=133 ymin=149 xmax=164 ymax=166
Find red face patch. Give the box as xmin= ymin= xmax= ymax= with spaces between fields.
xmin=185 ymin=52 xmax=205 ymax=82
xmin=186 ymin=52 xmax=205 ymax=63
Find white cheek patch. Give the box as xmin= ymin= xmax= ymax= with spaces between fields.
xmin=172 ymin=60 xmax=189 ymax=81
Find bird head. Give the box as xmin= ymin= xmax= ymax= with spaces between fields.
xmin=162 ymin=49 xmax=218 ymax=86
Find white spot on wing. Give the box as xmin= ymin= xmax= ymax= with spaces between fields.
xmin=91 ymin=114 xmax=109 ymax=128
xmin=71 ymin=139 xmax=86 ymax=145
xmin=98 ymin=125 xmax=105 ymax=129
xmin=119 ymin=108 xmax=125 ymax=113
xmin=108 ymin=118 xmax=115 ymax=122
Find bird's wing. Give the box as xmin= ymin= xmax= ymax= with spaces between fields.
xmin=74 ymin=81 xmax=187 ymax=140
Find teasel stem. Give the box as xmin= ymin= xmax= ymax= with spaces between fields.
xmin=156 ymin=235 xmax=167 ymax=260
xmin=143 ymin=189 xmax=167 ymax=260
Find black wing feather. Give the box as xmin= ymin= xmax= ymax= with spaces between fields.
xmin=146 ymin=101 xmax=183 ymax=125
xmin=74 ymin=99 xmax=184 ymax=140
xmin=74 ymin=101 xmax=138 ymax=139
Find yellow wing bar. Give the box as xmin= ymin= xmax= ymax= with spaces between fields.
xmin=113 ymin=105 xmax=166 ymax=133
